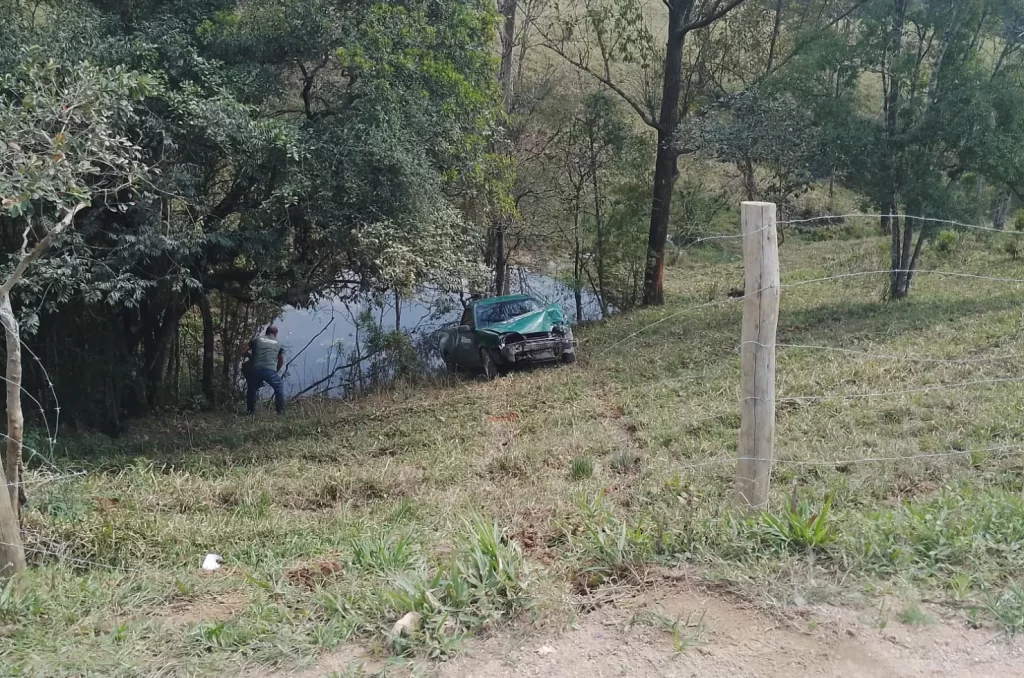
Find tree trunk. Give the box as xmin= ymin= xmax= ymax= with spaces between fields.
xmin=199 ymin=293 xmax=216 ymax=405
xmin=491 ymin=0 xmax=518 ymax=297
xmin=590 ymin=138 xmax=609 ymax=317
xmin=902 ymin=226 xmax=927 ymax=295
xmin=889 ymin=207 xmax=903 ymax=299
xmin=0 ymin=291 xmax=27 ymax=578
xmin=498 ymin=0 xmax=517 ymax=110
xmin=885 ymin=0 xmax=907 ymax=297
xmin=574 ymin=245 xmax=583 ymax=325
xmin=993 ymin=189 xmax=1012 ymax=230
xmin=394 ymin=289 xmax=402 ymax=333
xmin=766 ymin=0 xmax=785 ymax=74
xmin=493 ymin=220 xmax=510 ymax=295
xmin=0 ymin=293 xmax=24 ymax=525
xmin=643 ymin=3 xmax=692 ymax=307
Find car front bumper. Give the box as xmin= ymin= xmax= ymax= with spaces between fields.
xmin=499 ymin=333 xmax=576 ymax=364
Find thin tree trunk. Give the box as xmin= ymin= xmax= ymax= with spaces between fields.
xmin=498 ymin=0 xmax=517 ymax=110
xmin=766 ymin=0 xmax=785 ymax=74
xmin=993 ymin=189 xmax=1012 ymax=230
xmin=494 ymin=220 xmax=510 ymax=295
xmin=574 ymin=236 xmax=583 ymax=324
xmin=889 ymin=208 xmax=902 ymax=299
xmin=902 ymin=226 xmax=927 ymax=294
xmin=590 ymin=137 xmax=608 ymax=317
xmin=492 ymin=0 xmax=518 ymax=297
xmin=394 ymin=289 xmax=402 ymax=333
xmin=898 ymin=210 xmax=915 ymax=295
xmin=885 ymin=0 xmax=906 ymax=297
xmin=643 ymin=1 xmax=692 ymax=307
xmin=199 ymin=293 xmax=216 ymax=405
xmin=0 ymin=293 xmax=23 ymax=524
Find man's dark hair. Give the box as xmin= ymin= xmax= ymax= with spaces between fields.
xmin=266 ymin=325 xmax=278 ymax=336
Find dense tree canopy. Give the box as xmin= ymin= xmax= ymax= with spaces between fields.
xmin=0 ymin=0 xmax=503 ymax=430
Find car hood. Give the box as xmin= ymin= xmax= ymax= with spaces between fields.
xmin=481 ymin=305 xmax=565 ymax=334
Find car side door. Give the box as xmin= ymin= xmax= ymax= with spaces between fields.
xmin=455 ymin=305 xmax=481 ymax=368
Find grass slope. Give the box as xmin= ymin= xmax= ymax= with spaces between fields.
xmin=4 ymin=232 xmax=1024 ymax=676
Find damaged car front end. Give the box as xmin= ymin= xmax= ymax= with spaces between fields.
xmin=439 ymin=295 xmax=578 ymax=378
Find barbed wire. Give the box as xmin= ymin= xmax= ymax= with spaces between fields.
xmin=776 ymin=213 xmax=1024 ymax=233
xmin=672 ymin=443 xmax=1024 ymax=476
xmin=762 ymin=376 xmax=1024 ymax=404
xmin=676 ymin=212 xmax=1024 ymax=255
xmin=0 ymin=539 xmax=141 ymax=574
xmin=742 ymin=342 xmax=1024 ymax=365
xmin=598 ymin=267 xmax=1024 ymax=357
xmin=4 ymin=470 xmax=87 ymax=491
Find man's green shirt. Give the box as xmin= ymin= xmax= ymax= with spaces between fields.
xmin=250 ymin=336 xmax=283 ymax=371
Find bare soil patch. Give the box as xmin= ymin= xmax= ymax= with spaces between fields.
xmin=436 ymin=581 xmax=1024 ymax=678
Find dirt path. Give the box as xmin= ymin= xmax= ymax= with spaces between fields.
xmin=436 ymin=581 xmax=1023 ymax=678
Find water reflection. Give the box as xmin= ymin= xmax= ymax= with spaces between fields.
xmin=274 ymin=269 xmax=604 ymax=397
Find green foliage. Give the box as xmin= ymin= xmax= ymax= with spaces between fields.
xmin=547 ymin=91 xmax=652 ymax=313
xmin=898 ymin=602 xmax=934 ymax=626
xmin=1015 ymin=210 xmax=1024 ymax=232
xmin=0 ymin=0 xmax=504 ymax=427
xmin=0 ymin=52 xmax=152 ymax=221
xmin=569 ymin=456 xmax=594 ymax=481
xmin=985 ymin=585 xmax=1024 ymax=635
xmin=1003 ymin=237 xmax=1022 ymax=260
xmin=569 ymin=494 xmax=654 ymax=586
xmin=934 ymin=230 xmax=958 ymax=255
xmin=758 ymin=492 xmax=836 ymax=552
xmin=681 ymin=89 xmax=830 ymax=207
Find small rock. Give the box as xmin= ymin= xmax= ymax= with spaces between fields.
xmin=201 ymin=553 xmax=222 ymax=571
xmin=537 ymin=645 xmax=556 ymax=656
xmin=391 ymin=611 xmax=422 ymax=638
xmin=846 ymin=628 xmax=856 ymax=638
xmin=793 ymin=595 xmax=807 ymax=607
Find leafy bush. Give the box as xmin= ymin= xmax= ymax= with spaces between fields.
xmin=1003 ymin=237 xmax=1021 ymax=260
xmin=1015 ymin=209 xmax=1024 ymax=232
xmin=934 ymin=230 xmax=958 ymax=255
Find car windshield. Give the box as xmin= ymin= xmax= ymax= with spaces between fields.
xmin=476 ymin=298 xmax=542 ymax=327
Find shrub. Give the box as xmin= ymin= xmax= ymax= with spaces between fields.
xmin=1015 ymin=209 xmax=1024 ymax=232
xmin=934 ymin=230 xmax=957 ymax=255
xmin=1003 ymin=237 xmax=1021 ymax=260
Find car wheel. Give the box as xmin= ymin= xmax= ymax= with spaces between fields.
xmin=480 ymin=349 xmax=499 ymax=381
xmin=561 ymin=350 xmax=577 ymax=365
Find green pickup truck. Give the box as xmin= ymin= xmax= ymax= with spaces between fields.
xmin=439 ymin=295 xmax=577 ymax=379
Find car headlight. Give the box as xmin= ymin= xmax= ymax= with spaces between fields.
xmin=498 ymin=336 xmax=507 ymax=349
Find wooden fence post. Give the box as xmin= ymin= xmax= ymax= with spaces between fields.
xmin=736 ymin=202 xmax=780 ymax=511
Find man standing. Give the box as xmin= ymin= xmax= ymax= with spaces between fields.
xmin=243 ymin=326 xmax=285 ymax=415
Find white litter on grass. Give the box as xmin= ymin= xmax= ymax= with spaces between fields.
xmin=537 ymin=645 xmax=556 ymax=656
xmin=202 ymin=553 xmax=222 ymax=571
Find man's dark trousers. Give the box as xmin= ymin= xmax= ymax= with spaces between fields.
xmin=246 ymin=367 xmax=285 ymax=415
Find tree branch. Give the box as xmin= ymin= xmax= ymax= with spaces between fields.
xmin=678 ymin=0 xmax=749 ymax=37
xmin=539 ymin=43 xmax=658 ymax=129
xmin=0 ymin=202 xmax=88 ymax=295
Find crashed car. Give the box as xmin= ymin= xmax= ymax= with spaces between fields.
xmin=439 ymin=295 xmax=577 ymax=379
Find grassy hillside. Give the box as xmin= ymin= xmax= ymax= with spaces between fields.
xmin=5 ymin=231 xmax=1024 ymax=675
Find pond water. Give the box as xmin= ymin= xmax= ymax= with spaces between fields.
xmin=272 ymin=268 xmax=605 ymax=397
